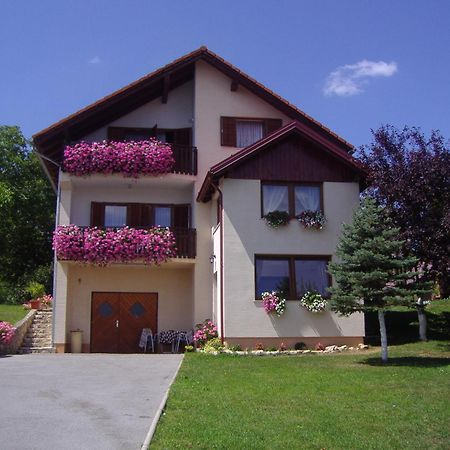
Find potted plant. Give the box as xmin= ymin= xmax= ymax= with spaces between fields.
xmin=299 ymin=291 xmax=328 ymax=313
xmin=296 ymin=210 xmax=326 ymax=229
xmin=261 ymin=291 xmax=286 ymax=316
xmin=25 ymin=281 xmax=46 ymax=310
xmin=263 ymin=210 xmax=290 ymax=228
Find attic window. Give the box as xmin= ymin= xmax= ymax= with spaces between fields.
xmin=236 ymin=121 xmax=264 ymax=147
xmin=220 ymin=117 xmax=282 ymax=147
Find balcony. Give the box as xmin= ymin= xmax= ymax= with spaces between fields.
xmin=53 ymin=226 xmax=196 ymax=265
xmin=63 ymin=140 xmax=197 ymax=178
xmin=171 ymin=144 xmax=197 ymax=176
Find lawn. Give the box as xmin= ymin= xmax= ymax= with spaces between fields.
xmin=0 ymin=304 xmax=28 ymax=324
xmin=151 ymin=341 xmax=450 ymax=450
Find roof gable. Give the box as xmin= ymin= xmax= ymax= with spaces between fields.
xmin=197 ymin=121 xmax=367 ymax=202
xmin=33 ymin=47 xmax=355 ymax=188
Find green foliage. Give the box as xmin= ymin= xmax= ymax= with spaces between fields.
xmin=203 ymin=337 xmax=224 ymax=352
xmin=25 ymin=281 xmax=46 ymax=299
xmin=184 ymin=345 xmax=194 ymax=353
xmin=263 ymin=210 xmax=290 ymax=228
xmin=0 ymin=126 xmax=55 ymax=303
xmin=329 ymin=197 xmax=430 ymax=315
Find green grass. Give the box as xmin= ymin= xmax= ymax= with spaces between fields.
xmin=151 ymin=341 xmax=450 ymax=450
xmin=0 ymin=304 xmax=28 ymax=324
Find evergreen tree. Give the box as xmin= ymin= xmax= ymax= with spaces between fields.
xmin=328 ymin=197 xmax=429 ymax=362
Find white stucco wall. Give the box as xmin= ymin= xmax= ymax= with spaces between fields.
xmin=221 ymin=178 xmax=364 ymax=338
xmin=84 ymin=80 xmax=194 ymax=142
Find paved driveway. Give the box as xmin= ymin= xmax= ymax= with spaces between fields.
xmin=0 ymin=354 xmax=183 ymax=450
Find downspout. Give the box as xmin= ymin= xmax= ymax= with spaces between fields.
xmin=51 ymin=169 xmax=62 ymax=347
xmin=211 ymin=181 xmax=225 ymax=343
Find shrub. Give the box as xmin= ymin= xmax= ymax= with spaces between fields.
xmin=228 ymin=344 xmax=242 ymax=352
xmin=294 ymin=342 xmax=306 ymax=350
xmin=255 ymin=342 xmax=265 ymax=351
xmin=204 ymin=338 xmax=223 ymax=352
xmin=279 ymin=342 xmax=287 ymax=351
xmin=0 ymin=321 xmax=16 ymax=345
xmin=193 ymin=320 xmax=218 ymax=347
xmin=315 ymin=342 xmax=325 ymax=351
xmin=184 ymin=345 xmax=194 ymax=353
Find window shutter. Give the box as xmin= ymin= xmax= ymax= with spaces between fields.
xmin=264 ymin=119 xmax=283 ymax=136
xmin=220 ymin=117 xmax=237 ymax=147
xmin=140 ymin=205 xmax=153 ymax=227
xmin=173 ymin=204 xmax=190 ymax=229
xmin=91 ymin=202 xmax=105 ymax=227
xmin=128 ymin=204 xmax=141 ymax=227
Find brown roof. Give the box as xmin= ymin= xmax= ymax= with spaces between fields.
xmin=33 ymin=46 xmax=355 ymax=188
xmin=197 ymin=121 xmax=367 ymax=202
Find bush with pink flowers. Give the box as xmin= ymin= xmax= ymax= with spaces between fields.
xmin=193 ymin=320 xmax=218 ymax=347
xmin=63 ymin=139 xmax=175 ymax=177
xmin=0 ymin=321 xmax=16 ymax=345
xmin=53 ymin=225 xmax=176 ymax=266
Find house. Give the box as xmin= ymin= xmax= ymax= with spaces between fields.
xmin=33 ymin=47 xmax=366 ymax=353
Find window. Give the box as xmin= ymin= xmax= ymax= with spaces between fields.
xmin=221 ymin=117 xmax=282 ymax=147
xmin=261 ymin=182 xmax=322 ymax=217
xmin=104 ymin=205 xmax=127 ymax=227
xmin=91 ymin=202 xmax=190 ymax=229
xmin=255 ymin=256 xmax=330 ymax=299
xmin=236 ymin=121 xmax=264 ymax=147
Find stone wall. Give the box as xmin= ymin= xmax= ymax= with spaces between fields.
xmin=0 ymin=310 xmax=36 ymax=355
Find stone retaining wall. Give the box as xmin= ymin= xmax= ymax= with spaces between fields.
xmin=0 ymin=310 xmax=36 ymax=355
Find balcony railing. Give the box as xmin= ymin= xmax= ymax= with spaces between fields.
xmin=171 ymin=144 xmax=197 ymax=176
xmin=172 ymin=227 xmax=196 ymax=258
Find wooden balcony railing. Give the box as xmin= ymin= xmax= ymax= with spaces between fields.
xmin=172 ymin=227 xmax=196 ymax=258
xmin=171 ymin=144 xmax=197 ymax=175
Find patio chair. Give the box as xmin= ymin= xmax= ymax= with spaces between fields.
xmin=174 ymin=329 xmax=194 ymax=353
xmin=139 ymin=328 xmax=156 ymax=353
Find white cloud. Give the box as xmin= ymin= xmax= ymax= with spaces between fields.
xmin=323 ymin=60 xmax=398 ymax=96
xmin=88 ymin=56 xmax=101 ymax=65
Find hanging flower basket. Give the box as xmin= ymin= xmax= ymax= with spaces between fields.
xmin=299 ymin=291 xmax=327 ymax=313
xmin=263 ymin=211 xmax=290 ymax=228
xmin=261 ymin=291 xmax=286 ymax=316
xmin=296 ymin=210 xmax=326 ymax=229
xmin=63 ymin=139 xmax=175 ymax=177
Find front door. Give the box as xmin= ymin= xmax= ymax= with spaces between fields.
xmin=91 ymin=292 xmax=158 ymax=353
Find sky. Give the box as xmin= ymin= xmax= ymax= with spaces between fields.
xmin=1 ymin=0 xmax=449 ymax=148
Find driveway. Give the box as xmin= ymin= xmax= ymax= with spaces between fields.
xmin=0 ymin=353 xmax=183 ymax=450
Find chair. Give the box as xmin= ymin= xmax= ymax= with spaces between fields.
xmin=174 ymin=330 xmax=194 ymax=353
xmin=139 ymin=328 xmax=156 ymax=353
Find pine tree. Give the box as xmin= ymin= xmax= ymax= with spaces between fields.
xmin=328 ymin=197 xmax=429 ymax=362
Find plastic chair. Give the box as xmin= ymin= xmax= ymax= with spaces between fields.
xmin=174 ymin=330 xmax=194 ymax=353
xmin=139 ymin=328 xmax=156 ymax=353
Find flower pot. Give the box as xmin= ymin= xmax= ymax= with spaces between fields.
xmin=30 ymin=300 xmax=41 ymax=310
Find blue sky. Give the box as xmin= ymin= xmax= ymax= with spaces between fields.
xmin=1 ymin=0 xmax=449 ymax=148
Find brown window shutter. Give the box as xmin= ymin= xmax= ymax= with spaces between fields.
xmin=91 ymin=202 xmax=105 ymax=227
xmin=128 ymin=204 xmax=142 ymax=227
xmin=264 ymin=119 xmax=283 ymax=136
xmin=173 ymin=204 xmax=190 ymax=229
xmin=140 ymin=205 xmax=153 ymax=227
xmin=220 ymin=117 xmax=236 ymax=147
xmin=173 ymin=128 xmax=192 ymax=146
xmin=107 ymin=127 xmax=126 ymax=141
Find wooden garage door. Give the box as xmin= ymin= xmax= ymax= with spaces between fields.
xmin=91 ymin=292 xmax=158 ymax=353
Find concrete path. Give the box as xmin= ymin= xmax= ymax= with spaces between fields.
xmin=0 ymin=353 xmax=183 ymax=450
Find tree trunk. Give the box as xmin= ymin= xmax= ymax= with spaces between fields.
xmin=378 ymin=309 xmax=388 ymax=363
xmin=439 ymin=278 xmax=450 ymax=299
xmin=416 ymin=298 xmax=427 ymax=342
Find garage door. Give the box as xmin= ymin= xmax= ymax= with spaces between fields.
xmin=91 ymin=292 xmax=158 ymax=353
